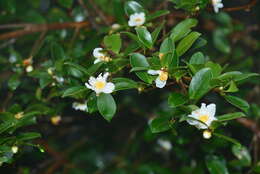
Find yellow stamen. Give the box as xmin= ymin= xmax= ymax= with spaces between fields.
xmin=135 ymin=18 xmax=142 ymax=22
xmin=199 ymin=115 xmax=209 ymax=123
xmin=159 ymin=71 xmax=168 ymax=81
xmin=94 ymin=81 xmax=106 ymax=90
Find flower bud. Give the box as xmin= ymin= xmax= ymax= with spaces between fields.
xmin=12 ymin=146 xmax=18 ymax=154
xmin=203 ymin=130 xmax=212 ymax=139
xmin=51 ymin=116 xmax=61 ymax=125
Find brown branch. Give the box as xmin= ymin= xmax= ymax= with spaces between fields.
xmin=223 ymin=0 xmax=258 ymax=12
xmin=0 ymin=21 xmax=89 ymax=40
xmin=237 ymin=118 xmax=260 ymax=139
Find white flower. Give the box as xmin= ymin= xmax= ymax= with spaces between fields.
xmin=187 ymin=103 xmax=217 ymax=129
xmin=128 ymin=12 xmax=145 ymax=27
xmin=72 ymin=102 xmax=88 ymax=112
xmin=93 ymin=48 xmax=111 ymax=64
xmin=157 ymin=139 xmax=172 ymax=151
xmin=9 ymin=54 xmax=17 ymax=63
xmin=147 ymin=69 xmax=168 ymax=88
xmin=85 ymin=72 xmax=115 ymax=95
xmin=12 ymin=146 xmax=18 ymax=154
xmin=212 ymin=0 xmax=224 ymax=13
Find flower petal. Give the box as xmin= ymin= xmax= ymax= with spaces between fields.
xmin=207 ymin=103 xmax=216 ymax=118
xmin=94 ymin=59 xmax=101 ymax=64
xmin=102 ymin=82 xmax=115 ymax=94
xmin=155 ymin=77 xmax=166 ymax=88
xmin=147 ymin=70 xmax=160 ymax=75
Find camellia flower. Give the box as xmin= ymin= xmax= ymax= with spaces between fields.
xmin=187 ymin=103 xmax=217 ymax=129
xmin=212 ymin=0 xmax=224 ymax=13
xmin=147 ymin=69 xmax=168 ymax=88
xmin=93 ymin=48 xmax=111 ymax=64
xmin=85 ymin=72 xmax=115 ymax=95
xmin=72 ymin=102 xmax=88 ymax=112
xmin=128 ymin=12 xmax=145 ymax=27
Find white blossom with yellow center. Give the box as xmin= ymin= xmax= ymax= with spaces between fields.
xmin=212 ymin=0 xmax=224 ymax=13
xmin=187 ymin=103 xmax=217 ymax=129
xmin=93 ymin=48 xmax=111 ymax=64
xmin=147 ymin=69 xmax=168 ymax=88
xmin=72 ymin=102 xmax=88 ymax=112
xmin=85 ymin=72 xmax=115 ymax=95
xmin=128 ymin=12 xmax=145 ymax=27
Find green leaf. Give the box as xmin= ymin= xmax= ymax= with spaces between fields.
xmin=58 ymin=0 xmax=73 ymax=9
xmin=113 ymin=0 xmax=126 ymax=24
xmin=17 ymin=132 xmax=41 ymax=141
xmin=168 ymin=92 xmax=188 ymax=108
xmin=8 ymin=74 xmax=21 ymax=91
xmin=62 ymin=86 xmax=88 ymax=97
xmin=225 ymin=81 xmax=238 ymax=93
xmin=147 ymin=10 xmax=169 ymax=21
xmin=232 ymin=145 xmax=251 ymax=167
xmin=217 ymin=112 xmax=245 ymax=122
xmin=213 ymin=132 xmax=241 ymax=146
xmin=112 ymin=78 xmax=138 ymax=91
xmin=104 ymin=34 xmax=122 ymax=54
xmin=51 ymin=42 xmax=66 ymax=59
xmin=160 ymin=37 xmax=175 ymax=68
xmin=189 ymin=68 xmax=213 ymax=100
xmin=149 ymin=116 xmax=172 ymax=133
xmin=121 ymin=31 xmax=143 ymax=47
xmin=205 ymin=61 xmax=222 ymax=77
xmin=213 ymin=29 xmax=231 ymax=54
xmin=224 ymin=95 xmax=250 ymax=112
xmin=189 ymin=52 xmax=205 ymax=64
xmin=206 ymin=155 xmax=229 ymax=174
xmin=130 ymin=53 xmax=152 ymax=83
xmin=176 ymin=32 xmax=201 ymax=56
xmin=170 ymin=18 xmax=198 ymax=42
xmin=135 ymin=27 xmax=153 ymax=49
xmin=124 ymin=1 xmax=144 ymax=16
xmin=64 ymin=62 xmax=89 ymax=75
xmin=86 ymin=62 xmax=104 ymax=76
xmin=97 ymin=93 xmax=116 ymax=121
xmin=151 ymin=22 xmax=164 ymax=43
xmin=130 ymin=67 xmax=149 ymax=72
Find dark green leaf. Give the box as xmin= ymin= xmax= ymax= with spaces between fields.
xmin=189 ymin=68 xmax=213 ymax=100
xmin=124 ymin=1 xmax=144 ymax=16
xmin=112 ymin=78 xmax=138 ymax=91
xmin=168 ymin=92 xmax=188 ymax=108
xmin=224 ymin=95 xmax=250 ymax=112
xmin=149 ymin=116 xmax=172 ymax=133
xmin=217 ymin=112 xmax=245 ymax=122
xmin=104 ymin=34 xmax=122 ymax=54
xmin=62 ymin=86 xmax=88 ymax=97
xmin=176 ymin=32 xmax=201 ymax=56
xmin=97 ymin=93 xmax=117 ymax=121
xmin=135 ymin=27 xmax=153 ymax=49
xmin=206 ymin=155 xmax=229 ymax=174
xmin=170 ymin=18 xmax=198 ymax=42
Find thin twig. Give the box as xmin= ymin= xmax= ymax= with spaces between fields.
xmin=0 ymin=21 xmax=89 ymax=40
xmin=223 ymin=0 xmax=258 ymax=12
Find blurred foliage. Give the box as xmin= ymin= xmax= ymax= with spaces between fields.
xmin=0 ymin=0 xmax=260 ymax=173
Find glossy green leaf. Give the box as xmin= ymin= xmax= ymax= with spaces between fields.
xmin=135 ymin=27 xmax=153 ymax=49
xmin=206 ymin=155 xmax=229 ymax=174
xmin=97 ymin=93 xmax=116 ymax=122
xmin=151 ymin=22 xmax=164 ymax=43
xmin=104 ymin=34 xmax=122 ymax=54
xmin=17 ymin=132 xmax=41 ymax=141
xmin=160 ymin=37 xmax=175 ymax=67
xmin=189 ymin=52 xmax=205 ymax=64
xmin=149 ymin=116 xmax=172 ymax=133
xmin=224 ymin=95 xmax=250 ymax=112
xmin=217 ymin=112 xmax=245 ymax=122
xmin=168 ymin=92 xmax=188 ymax=108
xmin=62 ymin=86 xmax=88 ymax=97
xmin=8 ymin=74 xmax=21 ymax=91
xmin=112 ymin=78 xmax=138 ymax=91
xmin=170 ymin=18 xmax=198 ymax=42
xmin=189 ymin=68 xmax=213 ymax=100
xmin=147 ymin=10 xmax=169 ymax=21
xmin=124 ymin=1 xmax=144 ymax=16
xmin=176 ymin=32 xmax=201 ymax=56
xmin=232 ymin=145 xmax=251 ymax=166
xmin=130 ymin=53 xmax=152 ymax=83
